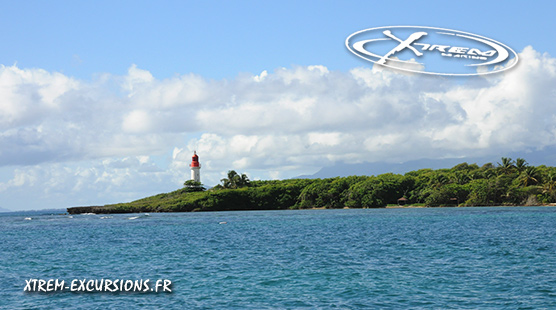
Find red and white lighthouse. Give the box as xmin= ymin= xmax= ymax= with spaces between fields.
xmin=190 ymin=151 xmax=201 ymax=183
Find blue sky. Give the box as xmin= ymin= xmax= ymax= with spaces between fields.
xmin=1 ymin=0 xmax=556 ymax=210
xmin=2 ymin=1 xmax=553 ymax=80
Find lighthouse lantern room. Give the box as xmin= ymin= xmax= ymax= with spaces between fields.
xmin=190 ymin=151 xmax=201 ymax=183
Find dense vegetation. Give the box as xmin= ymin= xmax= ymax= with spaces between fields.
xmin=67 ymin=158 xmax=556 ymax=214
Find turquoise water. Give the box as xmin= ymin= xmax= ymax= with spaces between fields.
xmin=1 ymin=207 xmax=556 ymax=309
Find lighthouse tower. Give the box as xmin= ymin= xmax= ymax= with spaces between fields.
xmin=190 ymin=151 xmax=201 ymax=183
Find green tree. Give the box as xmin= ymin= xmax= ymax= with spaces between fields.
xmin=498 ymin=157 xmax=515 ymax=174
xmin=296 ymin=179 xmax=331 ymax=208
xmin=541 ymin=170 xmax=556 ymax=203
xmin=425 ymin=183 xmax=468 ymax=206
xmin=451 ymin=170 xmax=471 ymax=185
xmin=220 ymin=170 xmax=251 ymax=189
xmin=518 ymin=166 xmax=540 ymax=187
xmin=464 ymin=179 xmax=495 ymax=206
xmin=429 ymin=171 xmax=450 ymax=189
xmin=183 ymin=180 xmax=206 ymax=192
xmin=515 ymin=158 xmax=528 ymax=173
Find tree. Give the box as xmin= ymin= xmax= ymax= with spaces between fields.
xmin=451 ymin=170 xmax=471 ymax=185
xmin=344 ymin=177 xmax=385 ymax=208
xmin=464 ymin=179 xmax=494 ymax=206
xmin=481 ymin=163 xmax=495 ymax=169
xmin=220 ymin=170 xmax=250 ymax=189
xmin=541 ymin=170 xmax=556 ymax=203
xmin=515 ymin=158 xmax=528 ymax=172
xmin=518 ymin=166 xmax=540 ymax=187
xmin=183 ymin=180 xmax=205 ymax=192
xmin=425 ymin=184 xmax=468 ymax=207
xmin=297 ymin=179 xmax=331 ymax=208
xmin=497 ymin=157 xmax=515 ymax=174
xmin=429 ymin=172 xmax=450 ymax=189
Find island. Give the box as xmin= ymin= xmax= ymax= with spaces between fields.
xmin=67 ymin=157 xmax=556 ymax=214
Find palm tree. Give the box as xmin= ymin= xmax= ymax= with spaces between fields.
xmin=498 ymin=157 xmax=515 ymax=174
xmin=221 ymin=170 xmax=237 ymax=188
xmin=542 ymin=171 xmax=556 ymax=201
xmin=515 ymin=158 xmax=528 ymax=173
xmin=221 ymin=170 xmax=250 ymax=189
xmin=519 ymin=166 xmax=540 ymax=187
xmin=238 ymin=173 xmax=250 ymax=187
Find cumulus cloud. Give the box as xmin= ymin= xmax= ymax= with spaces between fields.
xmin=0 ymin=65 xmax=79 ymax=130
xmin=0 ymin=156 xmax=178 ymax=209
xmin=0 ymin=46 xmax=556 ymax=209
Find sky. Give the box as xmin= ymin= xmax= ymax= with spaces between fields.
xmin=1 ymin=0 xmax=556 ymax=211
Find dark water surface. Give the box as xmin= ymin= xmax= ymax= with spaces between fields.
xmin=1 ymin=207 xmax=555 ymax=309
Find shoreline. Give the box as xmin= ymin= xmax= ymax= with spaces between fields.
xmin=67 ymin=204 xmax=556 ymax=215
xmin=385 ymin=203 xmax=556 ymax=209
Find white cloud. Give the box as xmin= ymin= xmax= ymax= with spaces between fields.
xmin=253 ymin=70 xmax=268 ymax=82
xmin=0 ymin=65 xmax=78 ymax=130
xmin=124 ymin=64 xmax=154 ymax=94
xmin=1 ymin=46 xmax=556 ymax=209
xmin=122 ymin=110 xmax=153 ymax=133
xmin=0 ymin=157 xmax=180 ymax=209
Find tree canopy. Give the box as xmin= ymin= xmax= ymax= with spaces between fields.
xmin=220 ymin=170 xmax=250 ymax=189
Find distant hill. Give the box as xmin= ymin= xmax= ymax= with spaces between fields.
xmin=298 ymin=149 xmax=556 ymax=179
xmin=297 ymin=157 xmax=474 ymax=179
xmin=0 ymin=207 xmax=12 ymax=213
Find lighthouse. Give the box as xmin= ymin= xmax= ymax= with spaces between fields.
xmin=190 ymin=151 xmax=201 ymax=183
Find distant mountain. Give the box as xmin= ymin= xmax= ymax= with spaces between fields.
xmin=297 ymin=148 xmax=556 ymax=179
xmin=0 ymin=207 xmax=12 ymax=213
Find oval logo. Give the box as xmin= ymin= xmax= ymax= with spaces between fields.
xmin=346 ymin=26 xmax=518 ymax=76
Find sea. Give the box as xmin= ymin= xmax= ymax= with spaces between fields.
xmin=1 ymin=207 xmax=555 ymax=309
